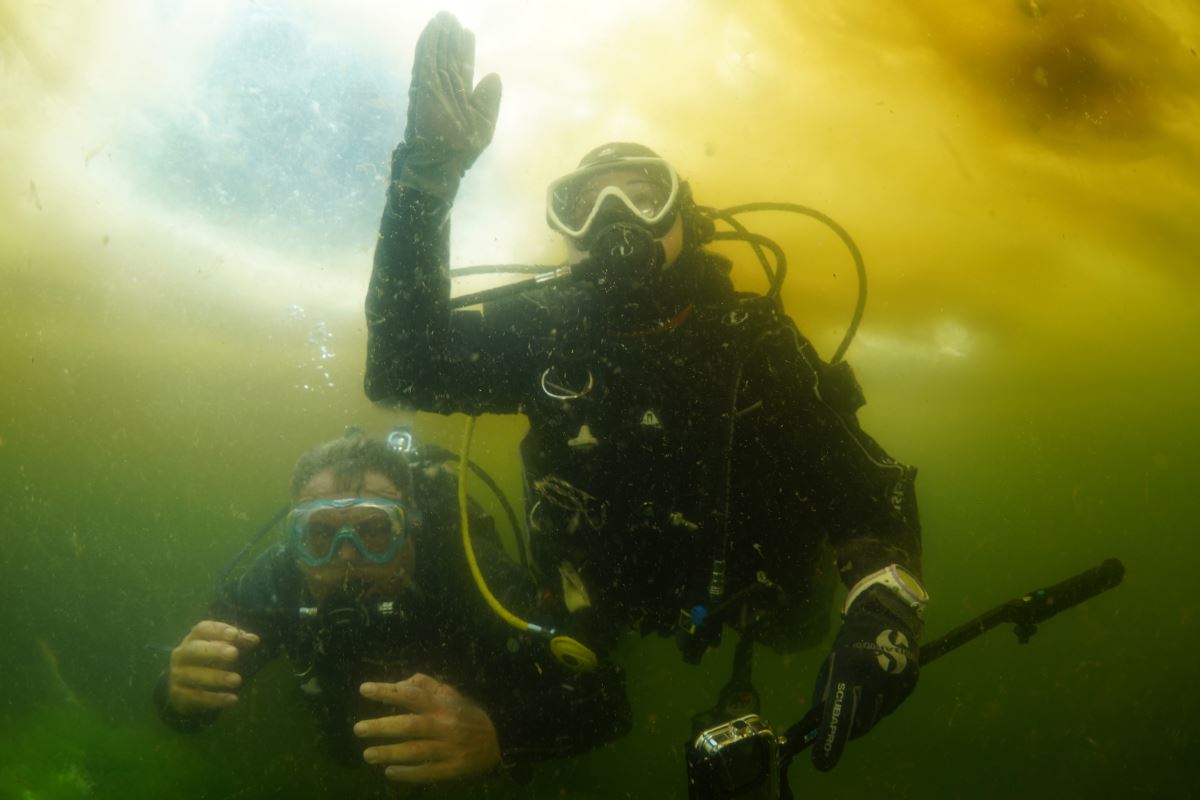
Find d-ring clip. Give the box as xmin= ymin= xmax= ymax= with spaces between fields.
xmin=540 ymin=367 xmax=595 ymax=400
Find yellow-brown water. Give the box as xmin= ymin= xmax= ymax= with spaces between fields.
xmin=1 ymin=1 xmax=1196 ymax=797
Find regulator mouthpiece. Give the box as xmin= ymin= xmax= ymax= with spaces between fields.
xmin=577 ymin=222 xmax=664 ymax=295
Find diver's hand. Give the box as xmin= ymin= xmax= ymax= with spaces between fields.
xmin=811 ymin=588 xmax=920 ymax=771
xmin=406 ymin=11 xmax=502 ymax=168
xmin=166 ymin=621 xmax=260 ymax=714
xmin=355 ymin=672 xmax=501 ymax=783
xmin=396 ymin=11 xmax=502 ymax=200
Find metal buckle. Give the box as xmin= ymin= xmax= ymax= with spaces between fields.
xmin=540 ymin=366 xmax=595 ymax=400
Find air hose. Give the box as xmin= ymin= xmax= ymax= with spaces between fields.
xmin=447 ymin=200 xmax=868 ymax=363
xmin=458 ymin=416 xmax=598 ymax=672
xmin=702 ymin=202 xmax=867 ymax=365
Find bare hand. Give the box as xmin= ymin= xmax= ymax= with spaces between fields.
xmin=355 ymin=672 xmax=501 ymax=783
xmin=166 ymin=620 xmax=260 ymax=714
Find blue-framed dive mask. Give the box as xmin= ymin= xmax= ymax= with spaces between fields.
xmin=286 ymin=498 xmax=411 ymax=568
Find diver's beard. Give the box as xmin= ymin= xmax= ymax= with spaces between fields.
xmin=321 ymin=573 xmax=370 ymax=612
xmin=337 ymin=563 xmax=360 ymax=592
xmin=313 ymin=564 xmax=408 ymax=607
xmin=315 ymin=575 xmax=400 ymax=643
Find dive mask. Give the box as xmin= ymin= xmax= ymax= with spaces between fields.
xmin=547 ymin=156 xmax=681 ymax=244
xmin=286 ymin=498 xmax=412 ymax=568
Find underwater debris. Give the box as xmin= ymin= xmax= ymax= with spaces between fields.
xmin=83 ymin=140 xmax=107 ymax=166
xmin=36 ymin=639 xmax=81 ymax=707
xmin=52 ymin=763 xmax=94 ymax=794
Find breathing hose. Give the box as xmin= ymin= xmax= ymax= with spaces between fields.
xmin=458 ymin=416 xmax=598 ymax=671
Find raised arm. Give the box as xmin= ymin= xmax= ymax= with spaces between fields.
xmin=364 ymin=12 xmax=526 ymax=414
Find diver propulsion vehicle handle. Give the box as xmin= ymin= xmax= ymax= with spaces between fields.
xmin=918 ymin=556 xmax=1125 ymax=662
xmin=772 ymin=558 xmax=1125 ymax=798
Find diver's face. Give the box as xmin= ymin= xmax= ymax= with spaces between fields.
xmin=295 ymin=469 xmax=416 ymax=603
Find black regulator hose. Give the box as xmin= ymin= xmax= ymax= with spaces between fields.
xmin=444 ymin=201 xmax=869 ymax=365
xmin=418 ymin=444 xmax=529 ymax=568
xmin=214 ymin=502 xmax=291 ymax=601
xmin=697 ymin=206 xmax=780 ymax=296
xmin=706 ymin=202 xmax=868 ymax=365
xmin=451 ymin=263 xmax=553 ymax=277
xmin=708 ymin=229 xmax=787 ymax=299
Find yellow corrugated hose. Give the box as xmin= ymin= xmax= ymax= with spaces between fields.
xmin=458 ymin=415 xmax=597 ymax=672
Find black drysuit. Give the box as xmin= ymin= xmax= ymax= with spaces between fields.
xmin=155 ymin=466 xmax=630 ymax=766
xmin=365 ymin=153 xmax=922 ymax=655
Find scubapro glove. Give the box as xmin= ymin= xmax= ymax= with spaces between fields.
xmin=811 ymin=567 xmax=927 ymax=771
xmin=394 ymin=11 xmax=503 ymax=202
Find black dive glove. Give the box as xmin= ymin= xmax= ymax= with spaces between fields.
xmin=395 ymin=11 xmax=502 ymax=202
xmin=811 ymin=580 xmax=924 ymax=771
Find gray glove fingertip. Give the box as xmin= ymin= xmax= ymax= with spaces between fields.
xmin=458 ymin=25 xmax=476 ymax=85
xmin=414 ymin=13 xmax=446 ymax=78
xmin=432 ymin=12 xmax=458 ymax=84
xmin=431 ymin=9 xmax=459 ymax=37
xmin=471 ymin=73 xmax=503 ymax=127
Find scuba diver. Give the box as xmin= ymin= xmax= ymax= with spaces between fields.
xmin=365 ymin=11 xmax=928 ymax=776
xmin=154 ymin=432 xmax=631 ymax=785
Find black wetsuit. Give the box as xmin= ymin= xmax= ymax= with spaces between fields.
xmin=364 ymin=150 xmax=922 ymax=656
xmin=155 ymin=465 xmax=630 ymax=767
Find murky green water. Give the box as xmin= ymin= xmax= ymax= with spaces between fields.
xmin=2 ymin=2 xmax=1197 ymax=798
